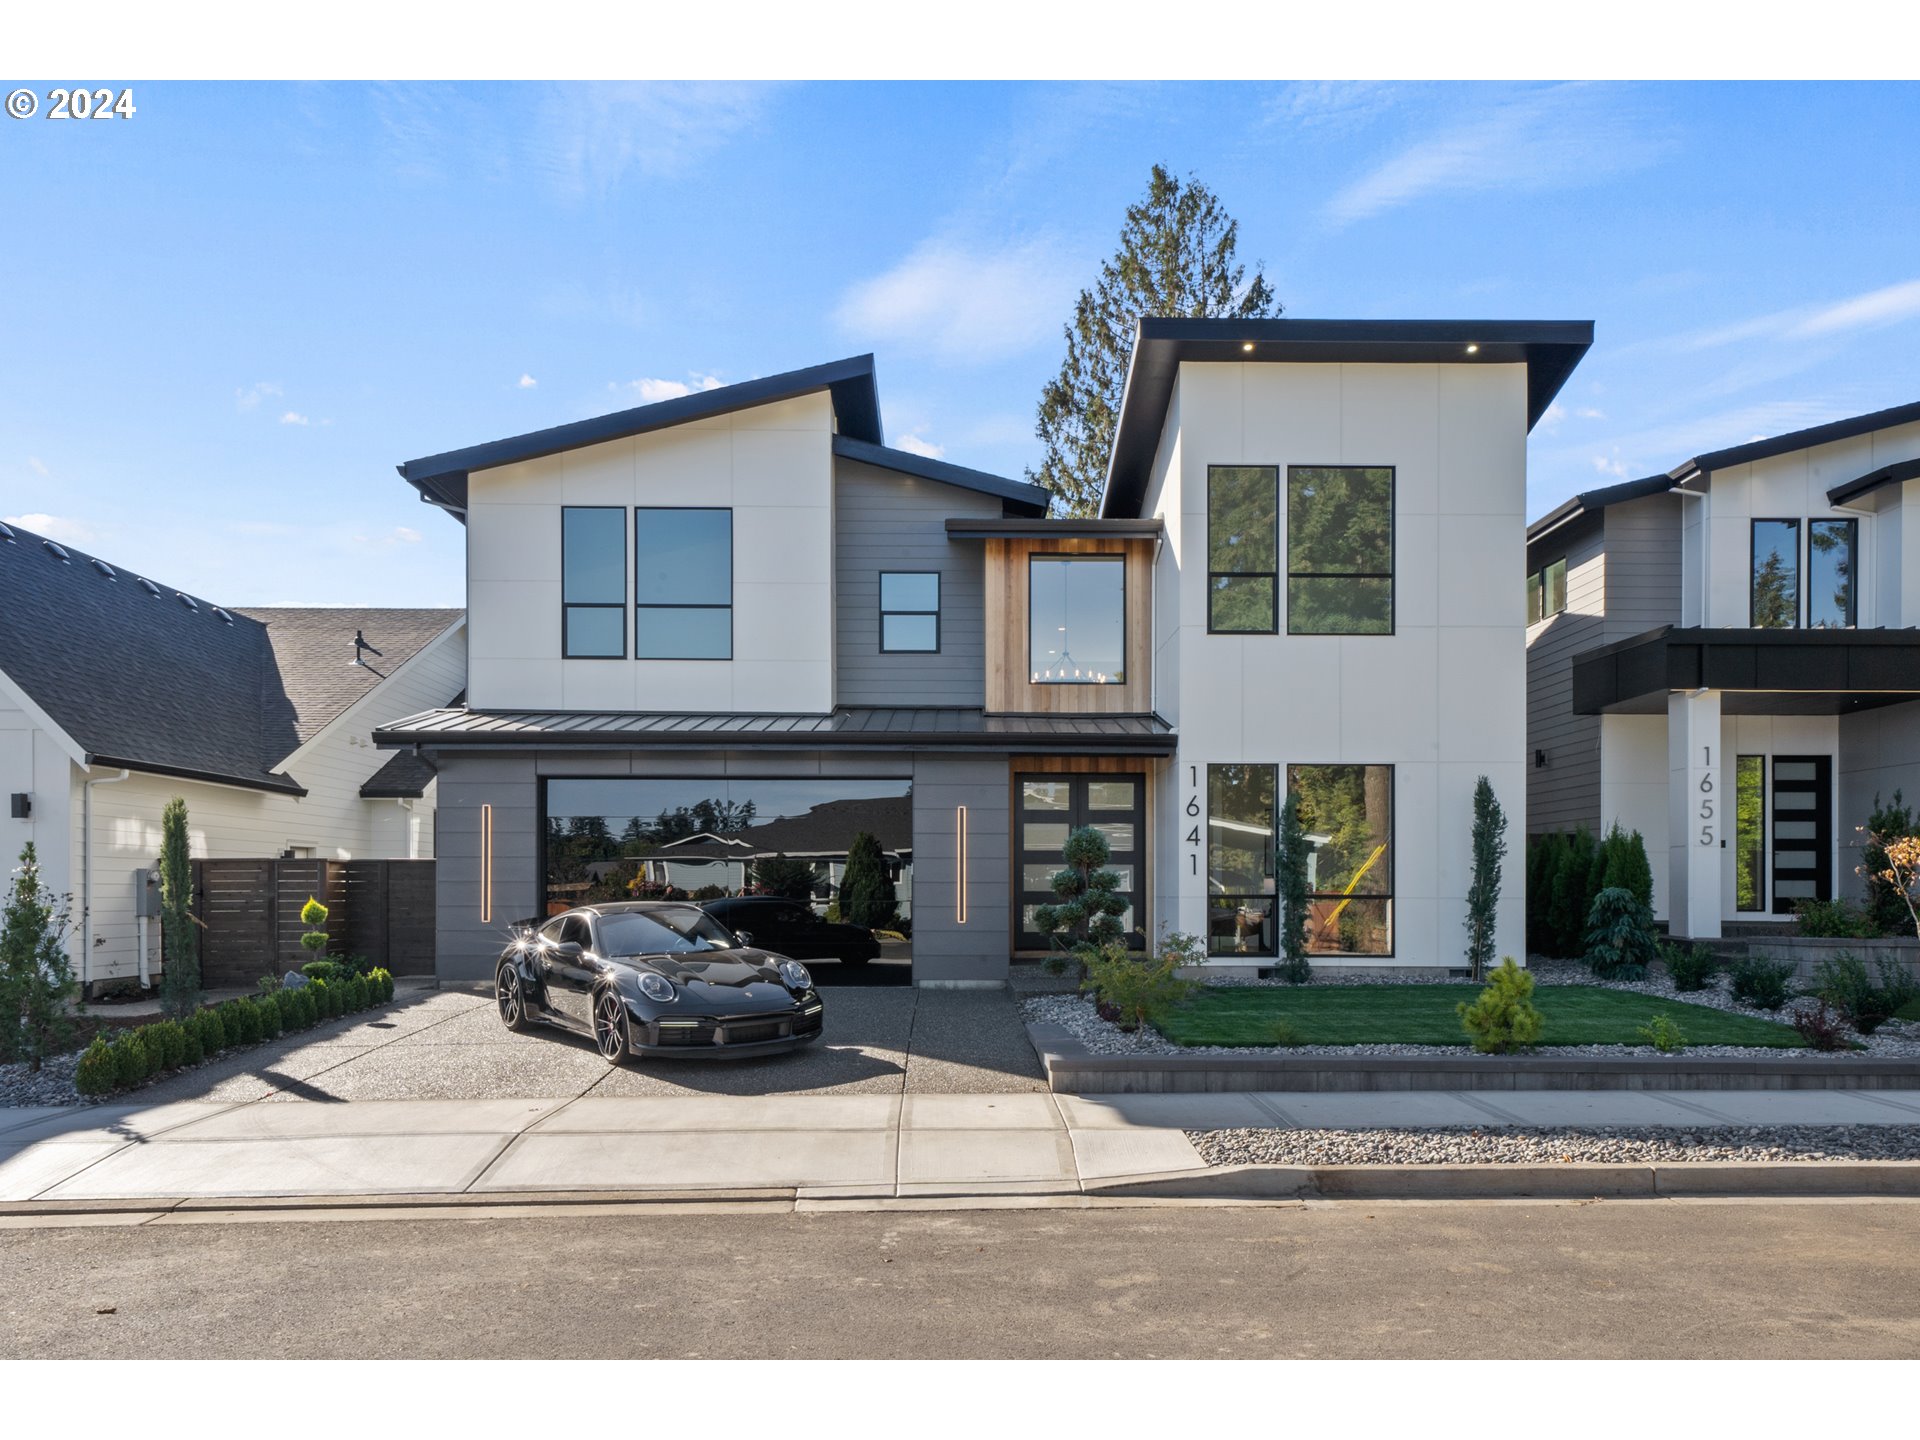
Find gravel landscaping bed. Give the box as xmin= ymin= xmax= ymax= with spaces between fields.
xmin=0 ymin=1052 xmax=91 ymax=1108
xmin=1189 ymin=1123 xmax=1920 ymax=1166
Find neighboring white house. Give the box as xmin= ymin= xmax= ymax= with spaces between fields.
xmin=0 ymin=519 xmax=466 ymax=993
xmin=379 ymin=323 xmax=1589 ymax=985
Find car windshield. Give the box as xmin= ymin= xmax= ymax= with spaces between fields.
xmin=594 ymin=907 xmax=738 ymax=956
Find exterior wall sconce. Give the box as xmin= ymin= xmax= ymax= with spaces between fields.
xmin=9 ymin=793 xmax=29 ymax=819
xmin=955 ymin=805 xmax=969 ymax=925
xmin=480 ymin=803 xmax=494 ymax=923
xmin=1534 ymin=749 xmax=1549 ymax=769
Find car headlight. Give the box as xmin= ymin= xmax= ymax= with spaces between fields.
xmin=779 ymin=960 xmax=812 ymax=991
xmin=637 ymin=972 xmax=676 ymax=1003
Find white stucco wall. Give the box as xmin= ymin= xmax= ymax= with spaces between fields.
xmin=1153 ymin=360 xmax=1530 ymax=968
xmin=464 ymin=392 xmax=836 ymax=715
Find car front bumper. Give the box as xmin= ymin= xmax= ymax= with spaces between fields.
xmin=628 ymin=1003 xmax=825 ymax=1059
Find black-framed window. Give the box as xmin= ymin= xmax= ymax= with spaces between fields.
xmin=1206 ymin=762 xmax=1394 ymax=958
xmin=561 ymin=506 xmax=626 ymax=658
xmin=1028 ymin=554 xmax=1124 ymax=685
xmin=1751 ymin=518 xmax=1800 ymax=629
xmin=636 ymin=508 xmax=732 ymax=660
xmin=1527 ymin=556 xmax=1567 ymax=624
xmin=1207 ymin=465 xmax=1278 ymax=633
xmin=879 ymin=571 xmax=940 ymax=653
xmin=1808 ymin=518 xmax=1857 ymax=629
xmin=1735 ymin=754 xmax=1766 ymax=913
xmin=1287 ymin=466 xmax=1394 ymax=634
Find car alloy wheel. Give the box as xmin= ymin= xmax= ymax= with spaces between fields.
xmin=594 ymin=991 xmax=631 ymax=1065
xmin=497 ymin=966 xmax=529 ymax=1032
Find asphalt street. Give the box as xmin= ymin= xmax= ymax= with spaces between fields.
xmin=5 ymin=1198 xmax=1918 ymax=1358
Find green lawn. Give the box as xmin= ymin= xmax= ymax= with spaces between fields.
xmin=1151 ymin=985 xmax=1806 ymax=1049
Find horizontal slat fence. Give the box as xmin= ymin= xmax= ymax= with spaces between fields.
xmin=188 ymin=859 xmax=436 ymax=986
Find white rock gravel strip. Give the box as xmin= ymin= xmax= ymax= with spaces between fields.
xmin=1189 ymin=1123 xmax=1920 ymax=1166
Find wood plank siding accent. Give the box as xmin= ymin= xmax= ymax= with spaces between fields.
xmin=984 ymin=536 xmax=1156 ymax=715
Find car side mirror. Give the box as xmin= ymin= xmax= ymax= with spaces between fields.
xmin=733 ymin=931 xmax=753 ymax=947
xmin=549 ymin=941 xmax=584 ymax=961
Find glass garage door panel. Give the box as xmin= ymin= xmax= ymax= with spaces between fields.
xmin=1769 ymin=755 xmax=1831 ymax=915
xmin=1014 ymin=773 xmax=1145 ymax=950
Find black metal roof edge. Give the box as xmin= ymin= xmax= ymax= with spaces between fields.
xmin=1573 ymin=623 xmax=1920 ymax=666
xmin=373 ymin=729 xmax=1177 ymax=755
xmin=1101 ymin=317 xmax=1594 ymax=519
xmin=1527 ymin=473 xmax=1674 ymax=543
xmin=86 ymin=753 xmax=309 ymax=797
xmin=1674 ymin=397 xmax=1920 ymax=480
xmin=944 ymin=517 xmax=1164 ymax=538
xmin=1828 ymin=454 xmax=1920 ymax=507
xmin=832 ymin=435 xmax=1047 ymax=515
xmin=397 ymin=355 xmax=883 ymax=506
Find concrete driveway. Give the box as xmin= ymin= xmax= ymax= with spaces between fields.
xmin=112 ymin=984 xmax=1045 ymax=1105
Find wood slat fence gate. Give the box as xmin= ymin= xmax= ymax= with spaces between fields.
xmin=188 ymin=859 xmax=436 ymax=987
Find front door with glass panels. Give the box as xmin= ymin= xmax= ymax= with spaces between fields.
xmin=1015 ymin=773 xmax=1145 ymax=950
xmin=1769 ymin=755 xmax=1832 ymax=914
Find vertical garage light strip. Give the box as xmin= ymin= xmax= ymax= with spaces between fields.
xmin=955 ymin=805 xmax=968 ymax=925
xmin=480 ymin=803 xmax=494 ymax=924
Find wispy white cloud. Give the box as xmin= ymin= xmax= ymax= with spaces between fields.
xmin=1537 ymin=402 xmax=1567 ymax=436
xmin=1323 ymin=84 xmax=1669 ymax=228
xmin=279 ymin=411 xmax=311 ymax=426
xmin=1590 ymin=453 xmax=1630 ymax=478
xmin=1577 ymin=407 xmax=1606 ymax=420
xmin=348 ymin=525 xmax=423 ymax=551
xmin=1669 ymin=277 xmax=1920 ymax=353
xmin=236 ymin=381 xmax=282 ymax=411
xmin=1265 ymin=81 xmax=1403 ymax=135
xmin=517 ymin=373 xmax=538 ymax=389
xmin=834 ymin=236 xmax=1082 ymax=364
xmin=893 ymin=433 xmax=945 ymax=460
xmin=26 ymin=456 xmax=48 ymax=477
xmin=528 ymin=83 xmax=774 ymax=199
xmin=4 ymin=512 xmax=96 ymax=544
xmin=626 ymin=374 xmax=725 ymax=404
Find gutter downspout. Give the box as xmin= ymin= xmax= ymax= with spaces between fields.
xmin=395 ymin=797 xmax=416 ymax=859
xmin=81 ymin=767 xmax=132 ymax=995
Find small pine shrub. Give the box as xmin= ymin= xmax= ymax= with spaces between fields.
xmin=1457 ymin=958 xmax=1545 ymax=1054
xmin=1662 ymin=941 xmax=1718 ymax=993
xmin=1795 ymin=898 xmax=1877 ymax=939
xmin=111 ymin=1033 xmax=150 ymax=1088
xmin=1263 ymin=1018 xmax=1302 ymax=1047
xmin=1811 ymin=951 xmax=1920 ymax=1035
xmin=75 ymin=1037 xmax=117 ymax=1096
xmin=1079 ymin=932 xmax=1202 ymax=1032
xmin=1636 ymin=1013 xmax=1688 ymax=1053
xmin=1729 ymin=954 xmax=1795 ymax=1010
xmin=1583 ymin=886 xmax=1659 ymax=981
xmin=1792 ymin=1000 xmax=1850 ymax=1051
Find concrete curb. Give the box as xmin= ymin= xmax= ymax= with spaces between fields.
xmin=1025 ymin=1022 xmax=1920 ymax=1094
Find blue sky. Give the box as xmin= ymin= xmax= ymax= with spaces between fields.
xmin=3 ymin=80 xmax=1917 ymax=606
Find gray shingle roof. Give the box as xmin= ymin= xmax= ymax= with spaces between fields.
xmin=233 ymin=607 xmax=463 ymax=749
xmin=359 ymin=748 xmax=439 ymax=798
xmin=0 ymin=519 xmax=459 ymax=793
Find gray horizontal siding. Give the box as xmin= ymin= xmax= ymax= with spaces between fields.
xmin=834 ymin=460 xmax=998 ymax=707
xmin=1602 ymin=492 xmax=1683 ymax=640
xmin=1526 ymin=514 xmax=1604 ymax=834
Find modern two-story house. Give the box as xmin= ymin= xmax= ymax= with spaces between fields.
xmin=1526 ymin=398 xmax=1920 ymax=937
xmin=378 ymin=319 xmax=1590 ymax=986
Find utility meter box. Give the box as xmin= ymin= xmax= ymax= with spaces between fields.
xmin=133 ymin=868 xmax=162 ymax=918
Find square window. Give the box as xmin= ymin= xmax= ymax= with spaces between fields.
xmin=1029 ymin=555 xmax=1124 ymax=684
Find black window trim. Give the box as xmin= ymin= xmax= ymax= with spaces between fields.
xmin=879 ymin=569 xmax=942 ymax=654
xmin=560 ymin=504 xmax=628 ymax=660
xmin=1807 ymin=516 xmax=1859 ymax=630
xmin=1528 ymin=554 xmax=1568 ymax=625
xmin=1749 ymin=516 xmax=1803 ymax=629
xmin=635 ymin=505 xmax=734 ymax=662
xmin=1206 ymin=463 xmax=1279 ymax=636
xmin=1027 ymin=551 xmax=1127 ymax=687
xmin=1285 ymin=464 xmax=1397 ymax=637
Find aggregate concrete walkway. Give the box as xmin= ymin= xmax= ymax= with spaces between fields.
xmin=5 ymin=1089 xmax=1920 ymax=1207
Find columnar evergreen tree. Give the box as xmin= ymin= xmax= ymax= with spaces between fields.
xmin=838 ymin=831 xmax=896 ymax=930
xmin=0 ymin=843 xmax=77 ymax=1070
xmin=1463 ymin=777 xmax=1508 ymax=982
xmin=158 ymin=796 xmax=200 ymax=1017
xmin=1274 ymin=792 xmax=1312 ymax=984
xmin=1032 ymin=165 xmax=1279 ymax=517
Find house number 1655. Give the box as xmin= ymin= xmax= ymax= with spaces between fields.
xmin=1697 ymin=745 xmax=1716 ymax=847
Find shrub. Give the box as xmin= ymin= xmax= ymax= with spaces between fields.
xmin=0 ymin=841 xmax=79 ymax=1070
xmin=1636 ymin=1013 xmax=1688 ymax=1053
xmin=221 ymin=1000 xmax=258 ymax=1046
xmin=1457 ymin=958 xmax=1544 ymax=1054
xmin=191 ymin=1007 xmax=227 ymax=1054
xmin=1583 ymin=886 xmax=1659 ymax=981
xmin=1525 ymin=833 xmax=1565 ymax=954
xmin=1596 ymin=825 xmax=1654 ymax=911
xmin=158 ymin=797 xmax=200 ymax=1018
xmin=1662 ymin=941 xmax=1718 ymax=993
xmin=111 ymin=1033 xmax=151 ymax=1088
xmin=75 ymin=1036 xmax=117 ymax=1096
xmin=256 ymin=972 xmax=283 ymax=995
xmin=301 ymin=959 xmax=348 ymax=986
xmin=367 ymin=967 xmax=394 ymax=1003
xmin=1795 ymin=897 xmax=1877 ymax=939
xmin=254 ymin=995 xmax=282 ymax=1040
xmin=838 ymin=831 xmax=898 ymax=930
xmin=328 ymin=980 xmax=347 ymax=1017
xmin=299 ymin=893 xmax=330 ymax=963
xmin=1547 ymin=828 xmax=1598 ymax=957
xmin=149 ymin=1019 xmax=189 ymax=1069
xmin=296 ymin=985 xmax=319 ymax=1027
xmin=1462 ymin=777 xmax=1508 ymax=984
xmin=347 ymin=974 xmax=369 ymax=1011
xmin=1792 ymin=1000 xmax=1850 ymax=1051
xmin=1080 ymin=931 xmax=1202 ymax=1032
xmin=1272 ymin=792 xmax=1313 ymax=984
xmin=1811 ymin=951 xmax=1920 ymax=1035
xmin=1729 ymin=954 xmax=1794 ymax=1010
xmin=272 ymin=987 xmax=299 ymax=1031
xmin=1263 ymin=1018 xmax=1302 ymax=1047
xmin=179 ymin=1026 xmax=203 ymax=1067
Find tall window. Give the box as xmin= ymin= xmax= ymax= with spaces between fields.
xmin=1527 ymin=556 xmax=1567 ymax=624
xmin=1204 ymin=762 xmax=1393 ymax=958
xmin=1207 ymin=465 xmax=1278 ymax=633
xmin=1029 ymin=555 xmax=1124 ymax=684
xmin=1750 ymin=519 xmax=1800 ymax=629
xmin=636 ymin=508 xmax=732 ymax=659
xmin=1288 ymin=466 xmax=1394 ymax=634
xmin=1808 ymin=518 xmax=1857 ymax=628
xmin=561 ymin=506 xmax=626 ymax=658
xmin=1735 ymin=755 xmax=1766 ymax=912
xmin=879 ymin=572 xmax=940 ymax=653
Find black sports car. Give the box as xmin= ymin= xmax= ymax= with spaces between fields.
xmin=495 ymin=902 xmax=825 ymax=1062
xmin=695 ymin=896 xmax=882 ymax=967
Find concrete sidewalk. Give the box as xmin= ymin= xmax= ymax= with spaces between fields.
xmin=4 ymin=1089 xmax=1920 ymax=1207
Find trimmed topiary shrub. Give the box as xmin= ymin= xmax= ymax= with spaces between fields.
xmin=221 ymin=1000 xmax=258 ymax=1046
xmin=111 ymin=1033 xmax=151 ymax=1087
xmin=149 ymin=1019 xmax=188 ymax=1069
xmin=179 ymin=1025 xmax=203 ymax=1067
xmin=191 ymin=1007 xmax=227 ymax=1055
xmin=301 ymin=959 xmax=348 ymax=986
xmin=254 ymin=995 xmax=282 ymax=1040
xmin=368 ymin=967 xmax=394 ymax=1003
xmin=1584 ymin=886 xmax=1659 ymax=981
xmin=75 ymin=1036 xmax=117 ymax=1096
xmin=348 ymin=974 xmax=370 ymax=1011
xmin=1458 ymin=958 xmax=1544 ymax=1054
